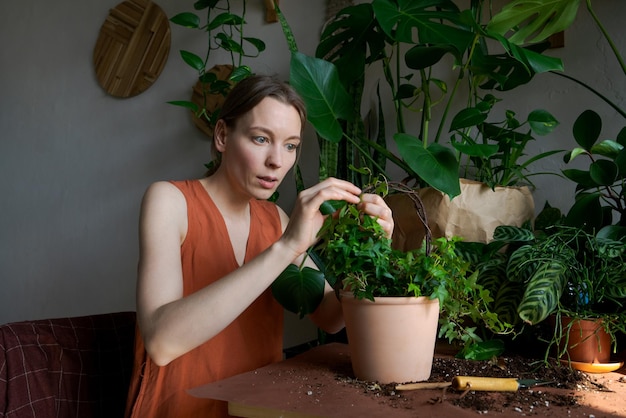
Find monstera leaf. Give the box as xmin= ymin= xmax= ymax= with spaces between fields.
xmin=488 ymin=0 xmax=581 ymax=45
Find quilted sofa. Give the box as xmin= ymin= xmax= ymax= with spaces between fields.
xmin=0 ymin=312 xmax=136 ymax=418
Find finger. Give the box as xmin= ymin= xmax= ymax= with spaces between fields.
xmin=298 ymin=179 xmax=362 ymax=209
xmin=357 ymin=194 xmax=392 ymax=220
xmin=376 ymin=217 xmax=395 ymax=239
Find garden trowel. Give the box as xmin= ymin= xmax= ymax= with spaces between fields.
xmin=396 ymin=377 xmax=553 ymax=392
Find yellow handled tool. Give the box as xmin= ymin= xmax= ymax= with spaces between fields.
xmin=452 ymin=376 xmax=521 ymax=391
xmin=396 ymin=377 xmax=552 ymax=392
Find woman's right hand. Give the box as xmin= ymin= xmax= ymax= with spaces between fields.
xmin=279 ymin=178 xmax=362 ymax=259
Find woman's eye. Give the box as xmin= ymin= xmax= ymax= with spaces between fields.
xmin=253 ymin=136 xmax=268 ymax=144
xmin=286 ymin=143 xmax=299 ymax=152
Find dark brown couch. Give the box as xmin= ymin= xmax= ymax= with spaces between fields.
xmin=0 ymin=312 xmax=136 ymax=418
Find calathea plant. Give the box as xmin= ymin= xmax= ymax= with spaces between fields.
xmin=458 ymin=220 xmax=626 ymax=360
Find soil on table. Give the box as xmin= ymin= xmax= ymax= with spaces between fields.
xmin=333 ymin=353 xmax=625 ymax=416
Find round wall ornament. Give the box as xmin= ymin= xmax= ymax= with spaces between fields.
xmin=93 ymin=0 xmax=171 ymax=98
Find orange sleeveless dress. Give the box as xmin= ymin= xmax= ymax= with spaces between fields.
xmin=125 ymin=180 xmax=284 ymax=418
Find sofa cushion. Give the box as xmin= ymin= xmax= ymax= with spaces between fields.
xmin=0 ymin=312 xmax=136 ymax=418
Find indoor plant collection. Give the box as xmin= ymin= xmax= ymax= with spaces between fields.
xmin=273 ymin=176 xmax=515 ymax=381
xmin=457 ymin=216 xmax=626 ymax=366
xmin=167 ymin=1 xmax=626 ymax=373
xmin=281 ymin=0 xmax=565 ymax=198
xmin=274 ymin=0 xmax=564 ymax=246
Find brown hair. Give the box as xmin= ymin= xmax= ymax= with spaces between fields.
xmin=208 ymin=75 xmax=307 ymax=173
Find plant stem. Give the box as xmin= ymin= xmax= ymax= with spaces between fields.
xmin=549 ymin=71 xmax=626 ymax=119
xmin=586 ymin=0 xmax=626 ymax=76
xmin=434 ymin=33 xmax=481 ymax=144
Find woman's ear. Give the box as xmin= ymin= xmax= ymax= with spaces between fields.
xmin=214 ymin=120 xmax=228 ymax=152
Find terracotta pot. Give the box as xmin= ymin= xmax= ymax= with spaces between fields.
xmin=340 ymin=292 xmax=440 ymax=384
xmin=557 ymin=316 xmax=611 ymax=364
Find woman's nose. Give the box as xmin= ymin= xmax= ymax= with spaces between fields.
xmin=266 ymin=146 xmax=283 ymax=168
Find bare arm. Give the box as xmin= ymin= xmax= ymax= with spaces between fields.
xmin=136 ymin=178 xmax=368 ymax=366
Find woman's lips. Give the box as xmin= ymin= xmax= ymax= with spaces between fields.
xmin=258 ymin=176 xmax=278 ymax=189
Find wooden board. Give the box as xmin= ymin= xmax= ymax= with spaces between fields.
xmin=93 ymin=0 xmax=171 ymax=98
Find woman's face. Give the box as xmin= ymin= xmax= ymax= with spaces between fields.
xmin=215 ymin=97 xmax=302 ymax=201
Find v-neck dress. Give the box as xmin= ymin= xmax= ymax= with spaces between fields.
xmin=125 ymin=180 xmax=284 ymax=418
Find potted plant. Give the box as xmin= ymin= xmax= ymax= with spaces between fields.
xmin=459 ymin=219 xmax=626 ymax=367
xmin=272 ymin=1 xmax=564 ymax=250
xmin=273 ymin=177 xmax=514 ymax=382
xmin=168 ymin=0 xmax=266 ymax=139
xmin=560 ymin=109 xmax=626 ymax=230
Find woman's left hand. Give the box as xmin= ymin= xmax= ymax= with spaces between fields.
xmin=357 ymin=193 xmax=394 ymax=239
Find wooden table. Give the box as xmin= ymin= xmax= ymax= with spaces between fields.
xmin=188 ymin=343 xmax=490 ymax=418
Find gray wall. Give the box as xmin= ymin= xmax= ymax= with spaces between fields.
xmin=0 ymin=0 xmax=324 ymax=347
xmin=1 ymin=1 xmax=624 ymax=347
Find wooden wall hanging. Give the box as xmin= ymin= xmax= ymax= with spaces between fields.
xmin=93 ymin=0 xmax=171 ymax=98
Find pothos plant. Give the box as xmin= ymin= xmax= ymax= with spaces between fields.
xmin=272 ymin=177 xmax=515 ymax=357
xmin=169 ymin=0 xmax=265 ymax=135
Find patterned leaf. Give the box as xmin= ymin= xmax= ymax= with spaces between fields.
xmin=518 ymin=261 xmax=568 ymax=325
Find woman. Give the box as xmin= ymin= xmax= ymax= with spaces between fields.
xmin=124 ymin=75 xmax=394 ymax=417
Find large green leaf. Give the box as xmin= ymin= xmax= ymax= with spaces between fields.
xmin=289 ymin=52 xmax=354 ymax=143
xmin=565 ymin=192 xmax=603 ymax=231
xmin=449 ymin=107 xmax=488 ymax=131
xmin=488 ymin=0 xmax=581 ymax=45
xmin=517 ymin=260 xmax=567 ymax=325
xmin=506 ymin=245 xmax=537 ymax=283
xmin=393 ymin=134 xmax=460 ymax=198
xmin=573 ymin=110 xmax=602 ymax=150
xmin=180 ymin=50 xmax=204 ymax=71
xmin=405 ymin=44 xmax=455 ymax=70
xmin=170 ymin=12 xmax=200 ymax=28
xmin=316 ymin=4 xmax=381 ymax=84
xmin=271 ymin=265 xmax=325 ymax=318
xmin=492 ymin=225 xmax=535 ymax=243
xmin=497 ymin=36 xmax=564 ymax=74
xmin=372 ymin=0 xmax=473 ymax=55
xmin=589 ymin=160 xmax=618 ymax=186
xmin=528 ymin=109 xmax=559 ymax=136
xmin=590 ymin=140 xmax=623 ymax=159
xmin=493 ymin=281 xmax=524 ymax=326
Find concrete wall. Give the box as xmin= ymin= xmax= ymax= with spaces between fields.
xmin=1 ymin=1 xmax=624 ymax=347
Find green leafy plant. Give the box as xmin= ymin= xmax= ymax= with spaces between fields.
xmin=274 ymin=177 xmax=514 ymax=356
xmin=460 ymin=219 xmax=626 ymax=361
xmin=276 ymin=0 xmax=564 ymax=197
xmin=490 ymin=0 xmax=626 ymax=229
xmin=169 ymin=0 xmax=265 ymax=132
xmin=562 ymin=110 xmax=626 ymax=230
xmin=450 ymin=95 xmax=561 ymax=189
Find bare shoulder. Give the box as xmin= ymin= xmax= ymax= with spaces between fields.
xmin=142 ymin=181 xmax=186 ymax=209
xmin=140 ymin=181 xmax=188 ymax=234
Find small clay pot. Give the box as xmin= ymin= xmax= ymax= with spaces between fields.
xmin=558 ymin=316 xmax=611 ymax=364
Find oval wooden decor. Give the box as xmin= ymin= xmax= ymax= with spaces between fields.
xmin=93 ymin=0 xmax=171 ymax=98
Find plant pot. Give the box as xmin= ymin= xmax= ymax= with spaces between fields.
xmin=388 ymin=179 xmax=534 ymax=249
xmin=556 ymin=316 xmax=611 ymax=364
xmin=340 ymin=291 xmax=440 ymax=384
